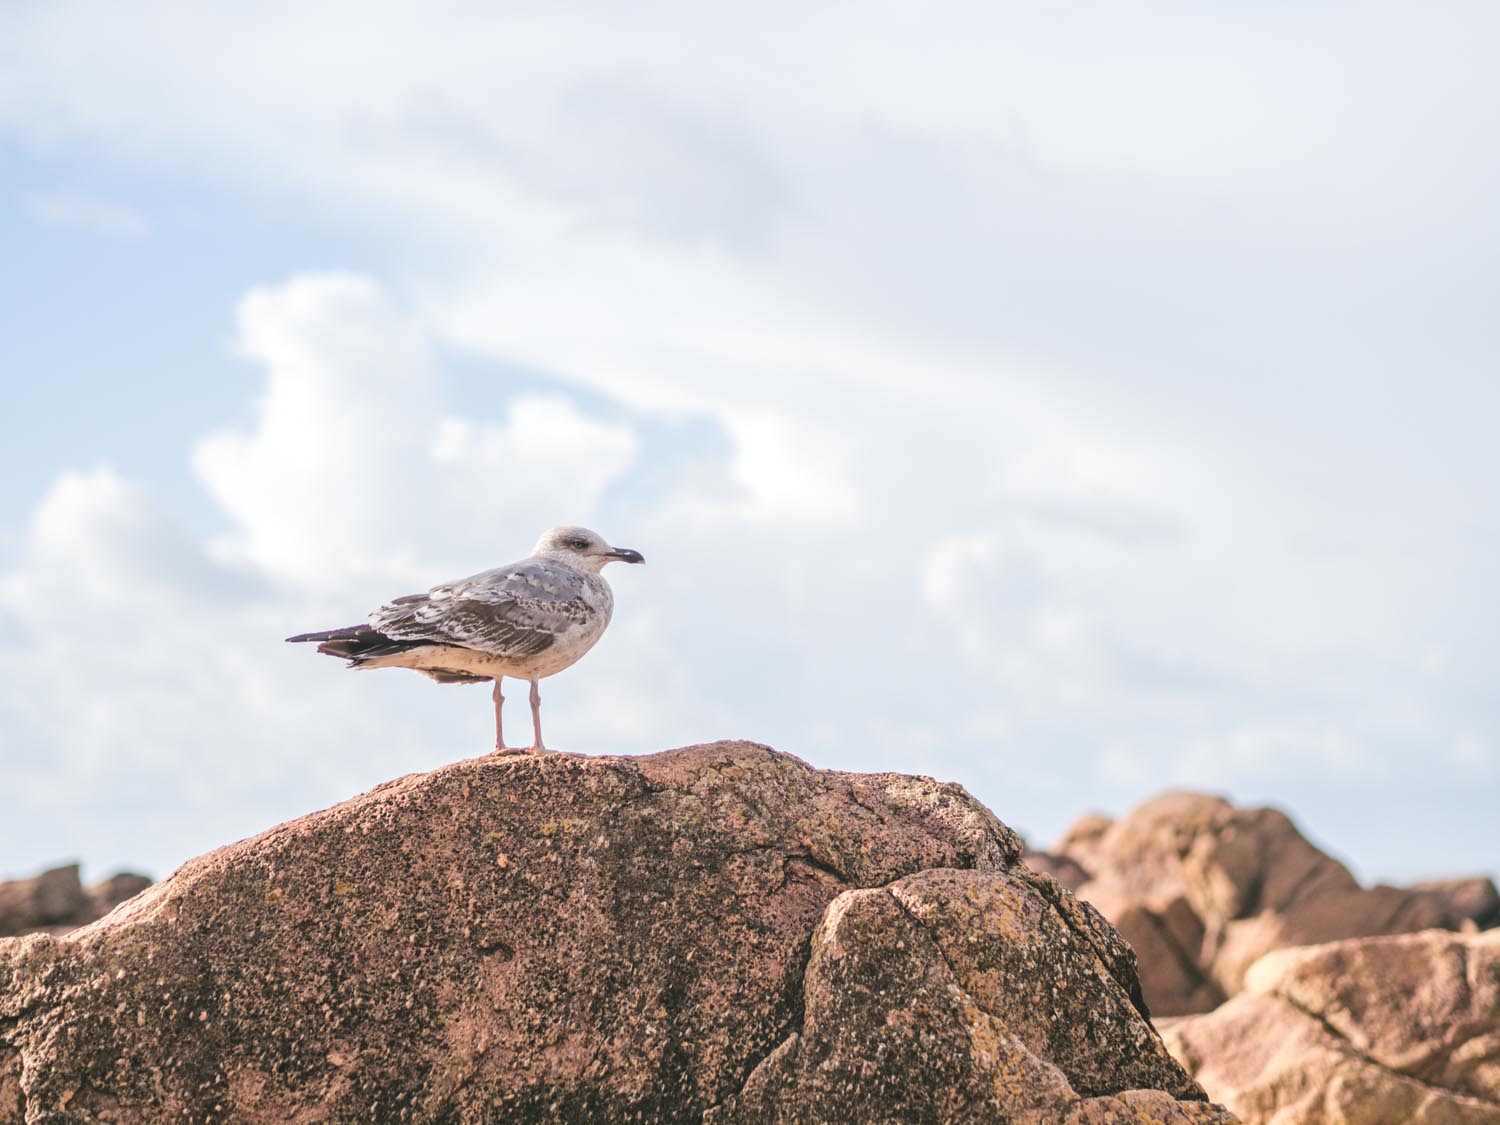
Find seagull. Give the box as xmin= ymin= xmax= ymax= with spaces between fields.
xmin=286 ymin=527 xmax=644 ymax=754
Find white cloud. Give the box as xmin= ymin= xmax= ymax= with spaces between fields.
xmin=431 ymin=394 xmax=640 ymax=527
xmin=192 ymin=274 xmax=640 ymax=596
xmin=192 ymin=273 xmax=440 ymax=590
xmin=1 ymin=465 xmax=250 ymax=613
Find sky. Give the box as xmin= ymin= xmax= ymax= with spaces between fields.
xmin=1 ymin=2 xmax=1496 ymax=887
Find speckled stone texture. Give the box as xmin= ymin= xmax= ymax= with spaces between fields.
xmin=0 ymin=742 xmax=1231 ymax=1123
xmin=712 ymin=868 xmax=1235 ymax=1124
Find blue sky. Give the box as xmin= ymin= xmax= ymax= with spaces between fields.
xmin=0 ymin=135 xmax=369 ymax=534
xmin=2 ymin=2 xmax=1496 ymax=888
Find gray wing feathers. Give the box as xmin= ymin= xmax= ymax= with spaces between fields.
xmin=370 ymin=562 xmax=590 ymax=660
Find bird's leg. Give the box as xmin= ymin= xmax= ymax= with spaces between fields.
xmin=528 ymin=678 xmax=546 ymax=754
xmin=491 ymin=678 xmax=511 ymax=755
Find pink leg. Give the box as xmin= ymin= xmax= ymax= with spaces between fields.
xmin=528 ymin=678 xmax=547 ymax=754
xmin=491 ymin=678 xmax=513 ymax=755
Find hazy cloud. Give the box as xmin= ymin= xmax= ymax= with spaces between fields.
xmin=23 ymin=189 xmax=146 ymax=238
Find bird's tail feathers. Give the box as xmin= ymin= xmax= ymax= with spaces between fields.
xmin=287 ymin=625 xmax=488 ymax=683
xmin=285 ymin=624 xmax=418 ymax=664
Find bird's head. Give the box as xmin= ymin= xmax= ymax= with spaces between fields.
xmin=533 ymin=526 xmax=645 ymax=574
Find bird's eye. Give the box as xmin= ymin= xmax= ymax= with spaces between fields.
xmin=569 ymin=538 xmax=591 ymax=551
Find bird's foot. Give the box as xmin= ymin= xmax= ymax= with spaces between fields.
xmin=527 ymin=742 xmax=549 ymax=755
xmin=492 ymin=744 xmax=531 ymax=757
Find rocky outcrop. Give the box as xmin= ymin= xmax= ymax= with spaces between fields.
xmin=0 ymin=742 xmax=1231 ymax=1123
xmin=1029 ymin=791 xmax=1498 ymax=1016
xmin=716 ymin=868 xmax=1229 ymax=1124
xmin=0 ymin=864 xmax=151 ymax=937
xmin=1162 ymin=929 xmax=1500 ymax=1123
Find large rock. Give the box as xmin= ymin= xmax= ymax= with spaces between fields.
xmin=1163 ymin=929 xmax=1500 ymax=1123
xmin=717 ymin=868 xmax=1231 ymax=1124
xmin=0 ymin=742 xmax=1230 ymax=1123
xmin=0 ymin=865 xmax=151 ymax=938
xmin=1033 ymin=792 xmax=1497 ymax=1016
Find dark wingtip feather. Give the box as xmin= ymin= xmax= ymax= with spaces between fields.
xmin=286 ymin=625 xmax=380 ymax=647
xmin=288 ymin=624 xmax=431 ymax=665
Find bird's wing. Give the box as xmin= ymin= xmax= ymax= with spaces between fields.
xmin=370 ymin=561 xmax=590 ymax=659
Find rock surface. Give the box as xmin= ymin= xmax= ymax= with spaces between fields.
xmin=717 ymin=868 xmax=1229 ymax=1124
xmin=1030 ymin=791 xmax=1498 ymax=1016
xmin=0 ymin=742 xmax=1230 ymax=1123
xmin=0 ymin=864 xmax=151 ymax=938
xmin=1162 ymin=929 xmax=1500 ymax=1123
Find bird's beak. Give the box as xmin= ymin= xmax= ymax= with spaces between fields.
xmin=606 ymin=547 xmax=645 ymax=564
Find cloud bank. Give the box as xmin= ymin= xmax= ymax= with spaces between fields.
xmin=1 ymin=2 xmax=1496 ymax=883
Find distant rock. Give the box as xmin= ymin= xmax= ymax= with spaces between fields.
xmin=1029 ymin=791 xmax=1498 ymax=1016
xmin=0 ymin=743 xmax=1231 ymax=1123
xmin=1021 ymin=846 xmax=1090 ymax=891
xmin=0 ymin=864 xmax=151 ymax=938
xmin=1413 ymin=877 xmax=1500 ymax=932
xmin=1163 ymin=929 xmax=1500 ymax=1123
